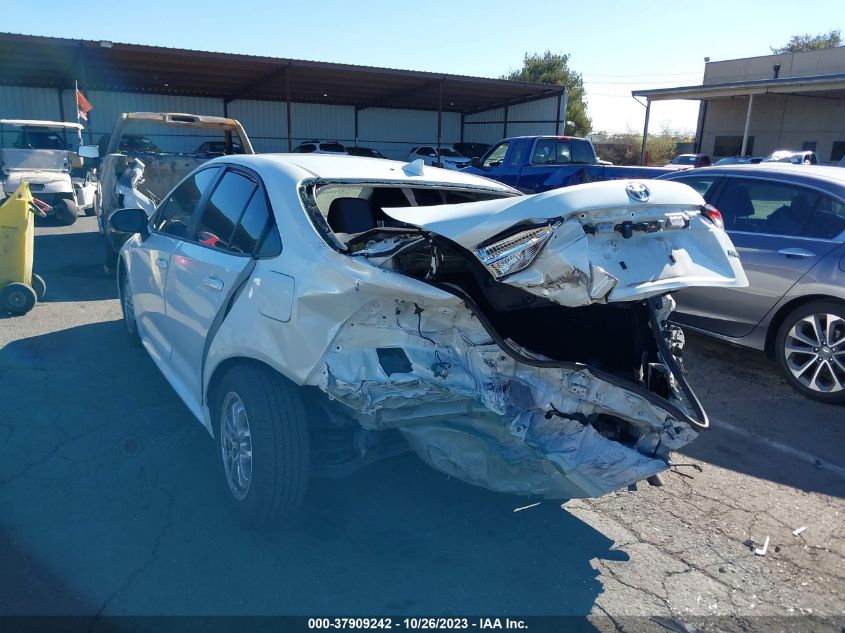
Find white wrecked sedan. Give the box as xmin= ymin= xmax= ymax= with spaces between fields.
xmin=110 ymin=154 xmax=747 ymax=524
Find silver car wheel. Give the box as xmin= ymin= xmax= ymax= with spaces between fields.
xmin=221 ymin=392 xmax=253 ymax=500
xmin=784 ymin=313 xmax=845 ymax=393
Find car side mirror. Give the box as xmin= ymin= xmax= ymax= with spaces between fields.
xmin=471 ymin=156 xmax=481 ymax=168
xmin=110 ymin=208 xmax=149 ymax=237
xmin=78 ymin=145 xmax=99 ymax=159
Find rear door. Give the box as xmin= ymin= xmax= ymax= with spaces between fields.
xmin=164 ymin=167 xmax=279 ymax=402
xmin=127 ymin=166 xmax=221 ymax=360
xmin=674 ymin=175 xmax=842 ymax=337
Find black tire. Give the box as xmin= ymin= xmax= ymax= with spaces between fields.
xmin=775 ymin=300 xmax=845 ymax=404
xmin=103 ymin=217 xmax=118 ymax=274
xmin=215 ymin=364 xmax=310 ymax=525
xmin=119 ymin=267 xmax=141 ymax=346
xmin=55 ymin=198 xmax=79 ymax=226
xmin=30 ymin=274 xmax=46 ymax=300
xmin=1 ymin=282 xmax=37 ymax=315
xmin=84 ymin=205 xmax=96 ymax=217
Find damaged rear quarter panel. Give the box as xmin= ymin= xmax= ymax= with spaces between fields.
xmin=204 ymin=168 xmax=707 ymax=501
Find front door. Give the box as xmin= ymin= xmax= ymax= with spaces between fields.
xmin=164 ymin=168 xmax=272 ymax=402
xmin=128 ymin=166 xmax=223 ymax=359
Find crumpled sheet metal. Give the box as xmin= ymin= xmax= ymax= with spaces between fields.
xmin=400 ymin=411 xmax=667 ymax=499
xmin=319 ymin=296 xmax=695 ymax=498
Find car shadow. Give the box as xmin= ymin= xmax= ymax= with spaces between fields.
xmin=0 ymin=320 xmax=625 ymax=620
xmin=679 ymin=333 xmax=845 ymax=499
xmin=31 ymin=229 xmax=116 ymax=303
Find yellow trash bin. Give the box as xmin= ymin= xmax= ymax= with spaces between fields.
xmin=0 ymin=182 xmax=46 ymax=315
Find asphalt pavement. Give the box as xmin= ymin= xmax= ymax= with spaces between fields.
xmin=1 ymin=216 xmax=843 ymax=632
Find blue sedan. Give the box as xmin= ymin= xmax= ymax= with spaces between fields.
xmin=660 ymin=164 xmax=845 ymax=403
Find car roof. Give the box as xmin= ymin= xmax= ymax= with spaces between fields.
xmin=0 ymin=119 xmax=83 ymax=130
xmin=660 ymin=163 xmax=845 ymax=197
xmin=210 ymin=153 xmax=518 ymax=192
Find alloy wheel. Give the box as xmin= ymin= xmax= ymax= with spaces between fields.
xmin=783 ymin=313 xmax=845 ymax=393
xmin=221 ymin=392 xmax=253 ymax=500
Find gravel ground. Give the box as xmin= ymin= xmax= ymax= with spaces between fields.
xmin=1 ymin=217 xmax=843 ymax=632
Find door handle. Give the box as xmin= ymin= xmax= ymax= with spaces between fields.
xmin=155 ymin=256 xmax=169 ymax=269
xmin=777 ymin=248 xmax=816 ymax=259
xmin=203 ymin=275 xmax=224 ymax=292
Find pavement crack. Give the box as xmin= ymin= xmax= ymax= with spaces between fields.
xmin=88 ymin=486 xmax=176 ymax=627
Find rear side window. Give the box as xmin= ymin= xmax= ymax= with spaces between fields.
xmin=153 ymin=167 xmax=221 ymax=237
xmin=571 ymin=140 xmax=595 ymax=164
xmin=805 ymin=197 xmax=845 ymax=240
xmin=231 ymin=191 xmax=273 ymax=254
xmin=194 ymin=171 xmax=257 ymax=251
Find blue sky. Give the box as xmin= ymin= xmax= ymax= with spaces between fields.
xmin=4 ymin=1 xmax=842 ymax=133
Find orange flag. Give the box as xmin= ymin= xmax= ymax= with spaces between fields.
xmin=76 ymin=89 xmax=93 ymax=121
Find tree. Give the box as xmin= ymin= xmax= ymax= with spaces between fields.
xmin=771 ymin=29 xmax=841 ymax=54
xmin=503 ymin=51 xmax=592 ymax=136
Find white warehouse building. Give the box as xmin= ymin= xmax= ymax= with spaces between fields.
xmin=0 ymin=33 xmax=567 ymax=159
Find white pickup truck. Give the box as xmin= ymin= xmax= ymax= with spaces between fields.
xmin=97 ymin=112 xmax=254 ymax=271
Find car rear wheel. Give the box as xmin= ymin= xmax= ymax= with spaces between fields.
xmin=215 ymin=364 xmax=309 ymax=525
xmin=119 ymin=268 xmax=141 ymax=346
xmin=775 ymin=300 xmax=845 ymax=404
xmin=55 ymin=198 xmax=79 ymax=226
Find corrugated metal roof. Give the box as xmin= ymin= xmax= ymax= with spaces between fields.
xmin=0 ymin=32 xmax=565 ymax=114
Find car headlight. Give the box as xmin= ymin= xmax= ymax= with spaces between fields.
xmin=475 ymin=223 xmax=558 ymax=279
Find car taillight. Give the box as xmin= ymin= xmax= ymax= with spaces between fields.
xmin=701 ymin=204 xmax=724 ymax=230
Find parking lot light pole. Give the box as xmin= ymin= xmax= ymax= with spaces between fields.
xmin=741 ymin=94 xmax=754 ymax=157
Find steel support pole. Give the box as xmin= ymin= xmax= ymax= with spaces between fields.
xmin=554 ymin=92 xmax=562 ymax=135
xmin=460 ymin=112 xmax=465 ymax=142
xmin=354 ymin=106 xmax=359 ymax=148
xmin=740 ymin=94 xmax=754 ymax=156
xmin=640 ymin=100 xmax=651 ymax=165
xmin=437 ymin=80 xmax=443 ymax=154
xmin=503 ymin=105 xmax=509 ymax=139
xmin=286 ymin=66 xmax=292 ymax=152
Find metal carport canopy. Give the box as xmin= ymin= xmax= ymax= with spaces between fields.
xmin=631 ymin=73 xmax=845 ymax=163
xmin=0 ymin=32 xmax=563 ymax=114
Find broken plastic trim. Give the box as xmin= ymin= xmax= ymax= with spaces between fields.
xmin=428 ymin=278 xmax=709 ymax=432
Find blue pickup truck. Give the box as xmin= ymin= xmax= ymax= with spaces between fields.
xmin=463 ymin=135 xmax=674 ymax=194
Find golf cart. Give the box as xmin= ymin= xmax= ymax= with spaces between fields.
xmin=0 ymin=120 xmax=99 ymax=225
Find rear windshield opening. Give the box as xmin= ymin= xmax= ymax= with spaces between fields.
xmin=309 ymin=184 xmax=510 ymax=246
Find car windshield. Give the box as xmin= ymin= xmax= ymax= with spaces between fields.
xmin=319 ymin=143 xmax=346 ymax=153
xmin=437 ymin=148 xmax=462 ymax=158
xmin=671 ymin=155 xmax=696 ymax=165
xmin=1 ymin=126 xmax=72 ymax=150
xmin=716 ymin=157 xmax=742 ymax=165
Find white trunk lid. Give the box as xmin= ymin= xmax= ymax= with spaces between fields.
xmin=384 ymin=179 xmax=747 ymax=307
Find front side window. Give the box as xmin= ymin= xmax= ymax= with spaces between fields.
xmin=672 ymin=176 xmax=719 ymax=199
xmin=482 ymin=142 xmax=509 ymax=168
xmin=418 ymin=147 xmax=436 ymax=157
xmin=194 ymin=171 xmax=258 ymax=251
xmin=152 ymin=167 xmax=221 ymax=238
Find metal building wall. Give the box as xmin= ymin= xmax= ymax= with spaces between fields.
xmin=463 ymin=95 xmax=561 ymax=144
xmin=2 ymin=85 xmax=547 ymax=156
xmin=358 ymin=108 xmax=460 ymax=159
